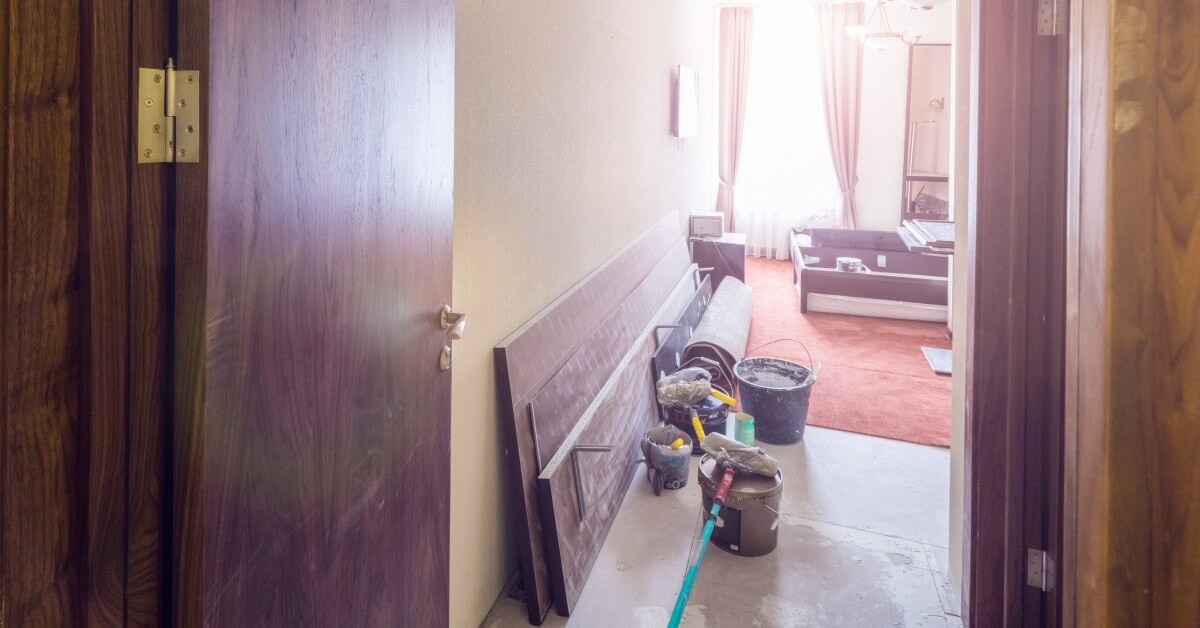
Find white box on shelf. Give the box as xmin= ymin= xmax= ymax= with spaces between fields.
xmin=689 ymin=212 xmax=724 ymax=237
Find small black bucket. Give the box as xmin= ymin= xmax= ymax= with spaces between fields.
xmin=735 ymin=353 xmax=817 ymax=445
xmin=664 ymin=384 xmax=731 ymax=455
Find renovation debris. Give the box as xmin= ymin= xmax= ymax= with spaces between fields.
xmin=733 ymin=412 xmax=756 ymax=446
xmin=657 ymin=367 xmax=734 ymax=454
xmin=698 ymin=432 xmax=779 ymax=478
xmin=641 ymin=425 xmax=692 ymax=496
xmin=920 ymin=346 xmax=952 ymax=375
xmin=684 ymin=276 xmax=753 ymax=393
xmin=655 ymin=366 xmax=736 ymax=408
xmin=677 ymin=356 xmax=735 ymax=406
xmin=668 ymin=432 xmax=782 ymax=628
xmin=698 ymin=453 xmax=785 ymax=557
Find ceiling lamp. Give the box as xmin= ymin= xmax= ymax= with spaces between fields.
xmin=899 ymin=0 xmax=952 ymax=9
xmin=845 ymin=1 xmax=922 ymax=48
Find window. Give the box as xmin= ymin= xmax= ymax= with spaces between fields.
xmin=735 ymin=4 xmax=840 ymax=259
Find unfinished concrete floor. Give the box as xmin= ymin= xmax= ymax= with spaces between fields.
xmin=483 ymin=425 xmax=961 ymax=627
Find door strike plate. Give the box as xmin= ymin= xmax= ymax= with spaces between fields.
xmin=138 ymin=58 xmax=200 ymax=163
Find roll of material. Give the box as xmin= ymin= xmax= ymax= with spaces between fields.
xmin=684 ymin=276 xmax=752 ymax=390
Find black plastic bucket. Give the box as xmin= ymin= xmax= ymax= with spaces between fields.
xmin=734 ymin=356 xmax=816 ymax=444
xmin=664 ymin=384 xmax=731 ymax=455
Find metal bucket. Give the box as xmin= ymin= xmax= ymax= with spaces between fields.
xmin=734 ymin=355 xmax=817 ymax=445
xmin=641 ymin=425 xmax=692 ymax=495
xmin=698 ymin=455 xmax=783 ymax=556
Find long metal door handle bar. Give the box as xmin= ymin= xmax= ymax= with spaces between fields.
xmin=528 ymin=403 xmax=543 ymax=473
xmin=571 ymin=444 xmax=615 ymax=521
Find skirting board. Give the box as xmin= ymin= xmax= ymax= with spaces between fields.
xmin=803 ymin=289 xmax=949 ymax=323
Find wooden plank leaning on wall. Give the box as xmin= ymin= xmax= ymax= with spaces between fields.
xmin=1067 ymin=0 xmax=1200 ymax=624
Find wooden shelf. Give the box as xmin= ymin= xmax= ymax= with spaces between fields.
xmin=904 ymin=172 xmax=950 ymax=183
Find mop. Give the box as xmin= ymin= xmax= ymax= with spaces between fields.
xmin=666 ymin=432 xmax=779 ymax=628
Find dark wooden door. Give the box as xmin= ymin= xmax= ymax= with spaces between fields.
xmin=178 ymin=0 xmax=457 ymax=625
xmin=3 ymin=0 xmax=454 ymax=624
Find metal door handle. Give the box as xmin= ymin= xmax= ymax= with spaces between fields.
xmin=441 ymin=305 xmax=467 ymax=340
xmin=571 ymin=444 xmax=615 ymax=520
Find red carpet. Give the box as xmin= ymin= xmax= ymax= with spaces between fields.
xmin=742 ymin=257 xmax=952 ymax=447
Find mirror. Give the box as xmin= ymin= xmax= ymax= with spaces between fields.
xmin=900 ymin=43 xmax=951 ymax=221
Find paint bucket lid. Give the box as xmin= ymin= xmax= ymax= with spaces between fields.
xmin=698 ymin=455 xmax=783 ymax=506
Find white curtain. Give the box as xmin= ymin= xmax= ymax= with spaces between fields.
xmin=735 ymin=4 xmax=841 ymax=260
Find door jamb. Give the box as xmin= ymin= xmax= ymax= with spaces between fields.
xmin=962 ymin=0 xmax=1069 ymax=625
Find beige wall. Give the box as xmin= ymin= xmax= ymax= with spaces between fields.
xmin=451 ymin=2 xmax=714 ymax=625
xmin=948 ymin=0 xmax=971 ymax=592
xmin=856 ymin=5 xmax=953 ymax=231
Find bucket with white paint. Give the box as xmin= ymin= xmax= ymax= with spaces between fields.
xmin=698 ymin=455 xmax=783 ymax=557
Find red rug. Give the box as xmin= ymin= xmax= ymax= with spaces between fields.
xmin=742 ymin=257 xmax=952 ymax=447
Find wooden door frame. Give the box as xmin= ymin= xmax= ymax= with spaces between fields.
xmin=169 ymin=0 xmax=209 ymax=624
xmin=2 ymin=0 xmax=174 ymax=623
xmin=963 ymin=0 xmax=1069 ymax=625
xmin=1063 ymin=0 xmax=1200 ymax=624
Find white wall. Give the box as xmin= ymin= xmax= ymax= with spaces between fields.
xmin=452 ymin=3 xmax=714 ymax=625
xmin=948 ymin=0 xmax=971 ymax=594
xmin=855 ymin=4 xmax=953 ymax=230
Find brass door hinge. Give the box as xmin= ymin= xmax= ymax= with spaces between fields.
xmin=138 ymin=58 xmax=200 ymax=163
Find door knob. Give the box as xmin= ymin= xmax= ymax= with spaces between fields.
xmin=440 ymin=305 xmax=467 ymax=340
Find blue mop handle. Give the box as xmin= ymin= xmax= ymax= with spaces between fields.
xmin=668 ymin=467 xmax=735 ymax=628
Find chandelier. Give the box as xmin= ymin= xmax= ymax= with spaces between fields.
xmin=845 ymin=1 xmax=924 ymax=50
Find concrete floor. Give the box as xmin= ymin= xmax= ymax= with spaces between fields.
xmin=483 ymin=425 xmax=961 ymax=627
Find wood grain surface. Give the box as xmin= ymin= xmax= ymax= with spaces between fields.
xmin=127 ymin=0 xmax=174 ymax=623
xmin=82 ymin=0 xmax=136 ymax=623
xmin=529 ymin=242 xmax=692 ymax=466
xmin=494 ymin=213 xmax=680 ymax=623
xmin=1070 ymin=0 xmax=1200 ymax=624
xmin=537 ymin=268 xmax=697 ymax=616
xmin=201 ymin=0 xmax=455 ymax=623
xmin=2 ymin=2 xmax=89 ymax=623
xmin=965 ymin=0 xmax=1068 ymax=624
xmin=171 ymin=0 xmax=210 ymax=624
xmin=4 ymin=0 xmax=182 ymax=622
xmin=1 ymin=0 xmax=145 ymax=623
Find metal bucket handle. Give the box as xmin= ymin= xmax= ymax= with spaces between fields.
xmin=745 ymin=338 xmax=821 ymax=387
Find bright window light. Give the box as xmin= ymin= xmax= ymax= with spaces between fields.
xmin=735 ymin=4 xmax=841 ymax=258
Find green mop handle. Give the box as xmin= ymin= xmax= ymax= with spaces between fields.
xmin=668 ymin=466 xmax=735 ymax=628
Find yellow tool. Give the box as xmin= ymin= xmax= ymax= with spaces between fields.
xmin=709 ymin=390 xmax=736 ymax=407
xmin=691 ymin=409 xmax=706 ymax=442
xmin=669 ymin=437 xmax=685 ymax=450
